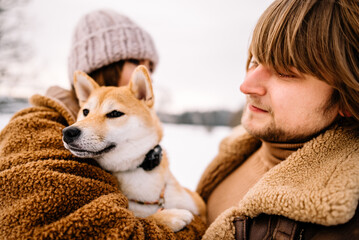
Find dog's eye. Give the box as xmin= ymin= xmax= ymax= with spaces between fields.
xmin=83 ymin=109 xmax=89 ymax=116
xmin=106 ymin=110 xmax=124 ymax=118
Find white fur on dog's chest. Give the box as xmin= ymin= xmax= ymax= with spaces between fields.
xmin=114 ymin=166 xmax=198 ymax=217
xmin=114 ymin=166 xmax=167 ymax=202
xmin=114 ymin=166 xmax=167 ymax=217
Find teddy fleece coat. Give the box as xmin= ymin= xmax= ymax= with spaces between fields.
xmin=0 ymin=93 xmax=206 ymax=239
xmin=196 ymin=125 xmax=359 ymax=239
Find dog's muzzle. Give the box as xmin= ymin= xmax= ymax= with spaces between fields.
xmin=62 ymin=126 xmax=116 ymax=157
xmin=62 ymin=126 xmax=81 ymax=144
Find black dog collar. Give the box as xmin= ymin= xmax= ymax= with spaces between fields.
xmin=138 ymin=145 xmax=162 ymax=171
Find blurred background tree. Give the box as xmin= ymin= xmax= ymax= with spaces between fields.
xmin=0 ymin=0 xmax=32 ymax=84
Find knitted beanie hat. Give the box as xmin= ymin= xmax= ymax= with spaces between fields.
xmin=68 ymin=9 xmax=159 ymax=83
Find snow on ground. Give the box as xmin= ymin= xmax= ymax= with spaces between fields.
xmin=0 ymin=114 xmax=14 ymax=130
xmin=0 ymin=114 xmax=231 ymax=191
xmin=161 ymin=124 xmax=230 ymax=190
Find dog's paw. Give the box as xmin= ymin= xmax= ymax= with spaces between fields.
xmin=150 ymin=208 xmax=194 ymax=232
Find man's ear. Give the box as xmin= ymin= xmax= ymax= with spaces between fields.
xmin=129 ymin=65 xmax=154 ymax=108
xmin=73 ymin=71 xmax=99 ymax=106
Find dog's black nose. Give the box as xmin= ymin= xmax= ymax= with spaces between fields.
xmin=62 ymin=126 xmax=81 ymax=144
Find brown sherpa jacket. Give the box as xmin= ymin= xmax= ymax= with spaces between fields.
xmin=0 ymin=89 xmax=206 ymax=239
xmin=196 ymin=125 xmax=359 ymax=239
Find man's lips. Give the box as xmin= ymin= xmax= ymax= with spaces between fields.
xmin=248 ymin=104 xmax=268 ymax=113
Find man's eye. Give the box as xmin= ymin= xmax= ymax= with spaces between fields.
xmin=106 ymin=110 xmax=125 ymax=118
xmin=277 ymin=72 xmax=296 ymax=78
xmin=83 ymin=109 xmax=89 ymax=116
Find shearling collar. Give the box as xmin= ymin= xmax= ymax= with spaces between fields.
xmin=239 ymin=125 xmax=359 ymax=225
xmin=201 ymin=125 xmax=359 ymax=239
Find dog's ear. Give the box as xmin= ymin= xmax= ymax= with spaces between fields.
xmin=129 ymin=65 xmax=154 ymax=108
xmin=73 ymin=71 xmax=99 ymax=106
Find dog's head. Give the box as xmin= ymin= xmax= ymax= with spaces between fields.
xmin=62 ymin=65 xmax=163 ymax=172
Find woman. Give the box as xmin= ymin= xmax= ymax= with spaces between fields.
xmin=0 ymin=9 xmax=206 ymax=239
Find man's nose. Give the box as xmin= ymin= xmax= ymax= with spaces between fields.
xmin=239 ymin=65 xmax=270 ymax=96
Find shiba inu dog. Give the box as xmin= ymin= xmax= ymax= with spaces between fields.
xmin=62 ymin=66 xmax=206 ymax=232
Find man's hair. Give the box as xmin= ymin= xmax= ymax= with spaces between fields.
xmin=247 ymin=0 xmax=359 ymax=127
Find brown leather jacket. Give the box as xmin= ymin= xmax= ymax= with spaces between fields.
xmin=233 ymin=207 xmax=359 ymax=240
xmin=197 ymin=126 xmax=359 ymax=240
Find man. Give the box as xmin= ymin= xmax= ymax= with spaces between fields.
xmin=197 ymin=0 xmax=359 ymax=239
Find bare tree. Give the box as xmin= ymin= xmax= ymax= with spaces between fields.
xmin=0 ymin=0 xmax=32 ymax=84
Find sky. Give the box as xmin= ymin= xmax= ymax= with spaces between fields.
xmin=1 ymin=0 xmax=273 ymax=113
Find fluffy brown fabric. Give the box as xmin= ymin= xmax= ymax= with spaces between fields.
xmin=197 ymin=125 xmax=359 ymax=239
xmin=0 ymin=93 xmax=206 ymax=239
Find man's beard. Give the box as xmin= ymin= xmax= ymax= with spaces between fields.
xmin=243 ymin=119 xmax=330 ymax=143
xmin=242 ymin=92 xmax=339 ymax=143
